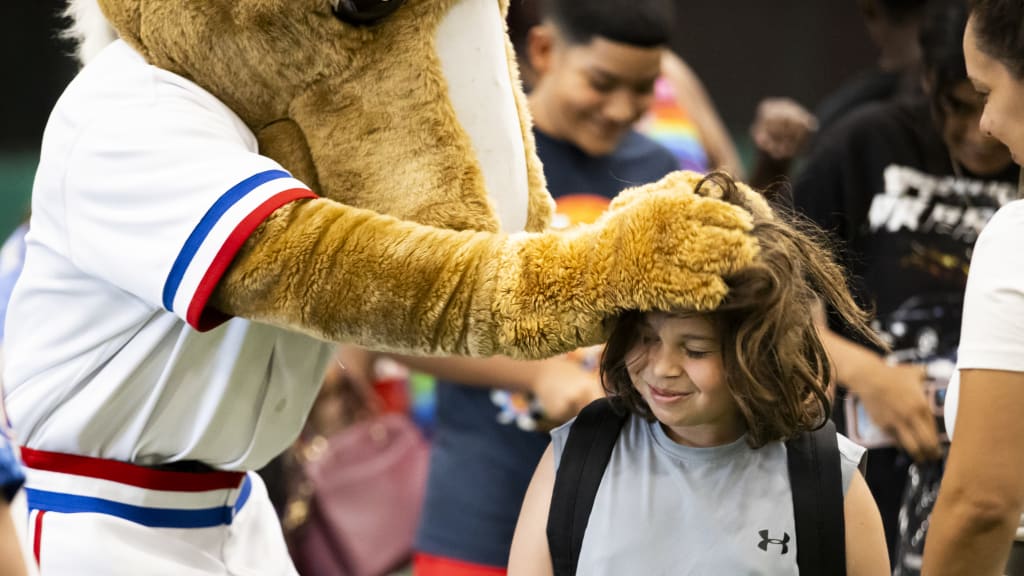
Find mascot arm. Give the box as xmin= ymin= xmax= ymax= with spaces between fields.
xmin=211 ymin=172 xmax=757 ymax=359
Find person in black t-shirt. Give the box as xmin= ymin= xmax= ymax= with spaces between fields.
xmin=792 ymin=0 xmax=1018 ymax=566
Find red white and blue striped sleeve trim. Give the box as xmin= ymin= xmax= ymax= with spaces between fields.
xmin=162 ymin=169 xmax=316 ymax=331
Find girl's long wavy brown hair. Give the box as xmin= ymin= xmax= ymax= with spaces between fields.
xmin=600 ymin=171 xmax=883 ymax=448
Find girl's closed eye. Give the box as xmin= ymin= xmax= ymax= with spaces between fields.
xmin=683 ymin=348 xmax=713 ymax=359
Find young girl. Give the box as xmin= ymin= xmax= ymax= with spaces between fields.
xmin=508 ymin=172 xmax=890 ymax=575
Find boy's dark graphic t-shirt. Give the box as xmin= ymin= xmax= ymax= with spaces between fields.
xmin=414 ymin=128 xmax=678 ymax=567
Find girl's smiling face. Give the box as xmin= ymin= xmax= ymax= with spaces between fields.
xmin=626 ymin=312 xmax=745 ymax=447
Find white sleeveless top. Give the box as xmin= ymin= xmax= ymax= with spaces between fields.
xmin=551 ymin=414 xmax=865 ymax=576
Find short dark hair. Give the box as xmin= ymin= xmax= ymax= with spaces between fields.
xmin=600 ymin=172 xmax=880 ymax=448
xmin=919 ymin=0 xmax=970 ymax=103
xmin=538 ymin=0 xmax=675 ymax=48
xmin=968 ymin=0 xmax=1024 ymax=78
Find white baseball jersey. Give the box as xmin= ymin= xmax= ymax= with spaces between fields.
xmin=2 ymin=40 xmax=335 ymax=471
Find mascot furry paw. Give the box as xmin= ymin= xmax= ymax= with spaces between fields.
xmin=2 ymin=0 xmax=759 ymax=572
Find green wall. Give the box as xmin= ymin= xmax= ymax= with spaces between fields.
xmin=0 ymin=153 xmax=36 ymax=240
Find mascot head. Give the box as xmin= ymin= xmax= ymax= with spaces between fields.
xmin=85 ymin=0 xmax=551 ymax=232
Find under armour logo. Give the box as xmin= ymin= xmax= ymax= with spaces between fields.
xmin=757 ymin=530 xmax=790 ymax=554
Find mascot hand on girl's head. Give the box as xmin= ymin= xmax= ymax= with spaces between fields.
xmin=88 ymin=0 xmax=760 ymax=358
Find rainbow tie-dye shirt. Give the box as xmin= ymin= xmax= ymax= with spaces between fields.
xmin=638 ymin=77 xmax=709 ymax=173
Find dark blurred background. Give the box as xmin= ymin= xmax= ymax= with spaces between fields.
xmin=670 ymin=2 xmax=874 ymax=134
xmin=0 ymin=0 xmax=875 ymax=239
xmin=2 ymin=0 xmax=78 ymax=237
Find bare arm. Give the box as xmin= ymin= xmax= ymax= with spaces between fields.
xmin=0 ymin=500 xmax=28 ymax=576
xmin=395 ymin=354 xmax=604 ymax=426
xmin=813 ymin=302 xmax=941 ymax=461
xmin=508 ymin=444 xmax=556 ymax=576
xmin=845 ymin=470 xmax=890 ymax=576
xmin=660 ymin=52 xmax=745 ymax=179
xmin=394 ymin=354 xmax=547 ymax=393
xmin=339 ymin=342 xmax=605 ymax=426
xmin=922 ymin=369 xmax=1024 ymax=575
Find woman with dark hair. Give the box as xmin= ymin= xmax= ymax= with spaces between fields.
xmin=921 ymin=2 xmax=1024 ymax=574
xmin=507 ymin=172 xmax=890 ymax=576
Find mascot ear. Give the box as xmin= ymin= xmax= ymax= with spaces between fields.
xmin=332 ymin=0 xmax=408 ymax=25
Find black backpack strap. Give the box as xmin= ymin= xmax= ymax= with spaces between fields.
xmin=547 ymin=398 xmax=628 ymax=576
xmin=786 ymin=419 xmax=846 ymax=576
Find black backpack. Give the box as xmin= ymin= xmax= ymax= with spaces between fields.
xmin=547 ymin=398 xmax=846 ymax=576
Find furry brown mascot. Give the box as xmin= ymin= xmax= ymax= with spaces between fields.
xmin=3 ymin=0 xmax=761 ymax=573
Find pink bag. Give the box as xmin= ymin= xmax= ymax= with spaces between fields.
xmin=290 ymin=412 xmax=430 ymax=576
